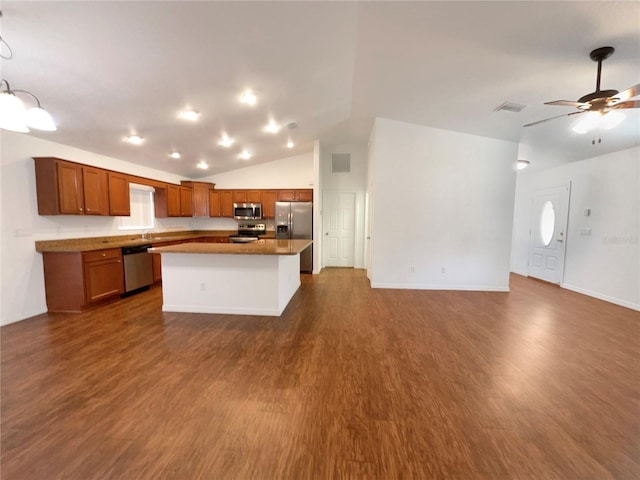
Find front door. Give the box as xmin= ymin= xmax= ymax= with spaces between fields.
xmin=324 ymin=192 xmax=355 ymax=267
xmin=528 ymin=184 xmax=571 ymax=284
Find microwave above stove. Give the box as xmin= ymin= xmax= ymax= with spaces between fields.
xmin=233 ymin=203 xmax=262 ymax=220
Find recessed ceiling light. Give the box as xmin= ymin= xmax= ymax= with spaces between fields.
xmin=239 ymin=150 xmax=252 ymax=160
xmin=169 ymin=152 xmax=181 ymax=159
xmin=240 ymin=90 xmax=257 ymax=106
xmin=196 ymin=160 xmax=209 ymax=170
xmin=516 ymin=159 xmax=530 ymax=170
xmin=264 ymin=119 xmax=280 ymax=134
xmin=178 ymin=109 xmax=201 ymax=121
xmin=287 ymin=140 xmax=294 ymax=148
xmin=124 ymin=134 xmax=144 ymax=145
xmin=218 ymin=133 xmax=235 ymax=148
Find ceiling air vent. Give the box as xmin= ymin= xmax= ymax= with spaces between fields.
xmin=494 ymin=101 xmax=526 ymax=113
xmin=332 ymin=153 xmax=351 ymax=173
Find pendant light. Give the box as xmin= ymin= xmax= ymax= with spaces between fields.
xmin=0 ymin=80 xmax=57 ymax=132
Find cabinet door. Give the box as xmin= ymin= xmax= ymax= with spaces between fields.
xmin=152 ymin=253 xmax=162 ymax=282
xmin=220 ymin=191 xmax=234 ymax=217
xmin=82 ymin=166 xmax=109 ymax=215
xmin=262 ymin=190 xmax=278 ymax=218
xmin=180 ymin=186 xmax=193 ymax=217
xmin=167 ymin=185 xmax=181 ymax=216
xmin=247 ymin=190 xmax=262 ymax=203
xmin=278 ymin=190 xmax=297 ymax=202
xmin=297 ymin=189 xmax=313 ymax=202
xmin=83 ymin=250 xmax=124 ymax=303
xmin=57 ymin=161 xmax=85 ymax=214
xmin=192 ymin=183 xmax=210 ymax=217
xmin=232 ymin=191 xmax=247 ymax=203
xmin=209 ymin=191 xmax=221 ymax=217
xmin=108 ymin=172 xmax=130 ymax=216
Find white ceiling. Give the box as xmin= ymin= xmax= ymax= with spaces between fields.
xmin=2 ymin=1 xmax=639 ymax=178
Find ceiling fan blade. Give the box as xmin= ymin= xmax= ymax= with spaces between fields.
xmin=524 ymin=110 xmax=585 ymax=128
xmin=610 ymin=83 xmax=640 ymax=103
xmin=545 ymin=100 xmax=590 ymax=108
xmin=610 ymin=100 xmax=640 ymax=109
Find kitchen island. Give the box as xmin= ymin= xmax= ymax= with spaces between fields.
xmin=150 ymin=239 xmax=312 ymax=316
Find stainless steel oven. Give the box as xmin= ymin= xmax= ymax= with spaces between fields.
xmin=229 ymin=223 xmax=266 ymax=243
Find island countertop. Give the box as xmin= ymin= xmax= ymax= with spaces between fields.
xmin=149 ymin=239 xmax=312 ymax=256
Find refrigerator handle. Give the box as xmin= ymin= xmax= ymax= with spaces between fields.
xmin=289 ymin=212 xmax=293 ymax=237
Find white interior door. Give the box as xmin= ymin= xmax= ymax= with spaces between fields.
xmin=324 ymin=192 xmax=355 ymax=267
xmin=528 ymin=184 xmax=571 ymax=284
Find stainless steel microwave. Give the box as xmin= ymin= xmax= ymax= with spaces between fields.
xmin=233 ymin=203 xmax=262 ymax=220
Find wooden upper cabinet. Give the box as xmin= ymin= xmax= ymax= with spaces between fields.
xmin=82 ymin=166 xmax=109 ymax=215
xmin=108 ymin=172 xmax=130 ymax=216
xmin=179 ymin=186 xmax=193 ymax=217
xmin=247 ymin=190 xmax=262 ymax=203
xmin=262 ymin=190 xmax=278 ymax=218
xmin=34 ymin=157 xmax=109 ymax=215
xmin=181 ymin=181 xmax=214 ymax=217
xmin=209 ymin=191 xmax=221 ymax=217
xmin=233 ymin=190 xmax=263 ymax=204
xmin=232 ymin=190 xmax=247 ymax=203
xmin=166 ymin=184 xmax=181 ymax=217
xmin=56 ymin=161 xmax=85 ymax=214
xmin=220 ymin=191 xmax=234 ymax=217
xmin=278 ymin=189 xmax=313 ymax=202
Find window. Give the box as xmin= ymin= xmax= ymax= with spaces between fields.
xmin=119 ymin=183 xmax=155 ymax=230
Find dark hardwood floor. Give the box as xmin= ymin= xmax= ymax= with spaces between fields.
xmin=1 ymin=270 xmax=639 ymax=479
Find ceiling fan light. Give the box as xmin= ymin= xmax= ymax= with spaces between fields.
xmin=25 ymin=106 xmax=57 ymax=131
xmin=572 ymin=111 xmax=600 ymax=134
xmin=601 ymin=110 xmax=625 ymax=130
xmin=0 ymin=91 xmax=29 ymax=132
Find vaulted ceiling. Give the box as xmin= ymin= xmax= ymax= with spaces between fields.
xmin=2 ymin=1 xmax=639 ymax=177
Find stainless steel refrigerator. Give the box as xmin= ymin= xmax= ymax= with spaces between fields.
xmin=275 ymin=201 xmax=313 ymax=273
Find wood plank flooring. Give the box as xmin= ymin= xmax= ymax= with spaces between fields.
xmin=1 ymin=270 xmax=639 ymax=479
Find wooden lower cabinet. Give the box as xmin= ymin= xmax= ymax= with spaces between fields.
xmin=42 ymin=248 xmax=124 ymax=312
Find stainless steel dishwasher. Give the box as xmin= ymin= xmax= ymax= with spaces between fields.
xmin=121 ymin=244 xmax=153 ymax=294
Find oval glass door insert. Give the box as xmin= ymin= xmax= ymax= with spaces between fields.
xmin=540 ymin=200 xmax=555 ymax=246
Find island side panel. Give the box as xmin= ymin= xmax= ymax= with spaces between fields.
xmin=160 ymin=253 xmax=285 ymax=316
xmin=278 ymin=253 xmax=301 ymax=313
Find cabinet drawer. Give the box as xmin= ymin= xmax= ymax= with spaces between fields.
xmin=83 ymin=248 xmax=122 ymax=263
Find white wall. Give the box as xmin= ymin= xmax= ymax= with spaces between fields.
xmin=0 ymin=132 xmax=314 ymax=325
xmin=511 ymin=146 xmax=639 ymax=310
xmin=320 ymin=142 xmax=368 ymax=268
xmin=368 ymin=118 xmax=518 ymax=291
xmin=201 ymin=152 xmax=314 ymax=189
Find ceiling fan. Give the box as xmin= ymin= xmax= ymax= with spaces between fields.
xmin=524 ymin=46 xmax=640 ymax=128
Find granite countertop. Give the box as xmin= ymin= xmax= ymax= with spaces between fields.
xmin=150 ymin=239 xmax=313 ymax=256
xmin=35 ymin=230 xmax=274 ymax=253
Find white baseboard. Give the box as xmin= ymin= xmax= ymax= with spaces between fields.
xmin=561 ymin=283 xmax=640 ymax=312
xmin=370 ymin=283 xmax=510 ymax=292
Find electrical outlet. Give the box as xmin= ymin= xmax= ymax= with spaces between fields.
xmin=410 ymin=266 xmax=415 ymax=273
xmin=441 ymin=267 xmax=447 ymax=274
xmin=200 ymin=283 xmax=206 ymax=291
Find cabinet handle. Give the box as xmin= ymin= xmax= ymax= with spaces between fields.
xmin=102 ymin=253 xmax=106 ymax=257
xmin=79 ymin=207 xmax=83 ymax=211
